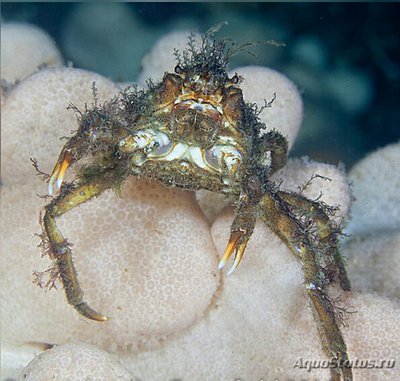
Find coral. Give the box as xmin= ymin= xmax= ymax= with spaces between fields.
xmin=1 ymin=67 xmax=120 ymax=185
xmin=119 ymin=260 xmax=399 ymax=381
xmin=271 ymin=157 xmax=350 ymax=224
xmin=1 ymin=178 xmax=219 ymax=352
xmin=20 ymin=343 xmax=138 ymax=381
xmin=1 ymin=26 xmax=399 ymax=381
xmin=343 ymin=141 xmax=400 ymax=300
xmin=235 ymin=65 xmax=303 ymax=148
xmin=137 ymin=31 xmax=203 ymax=85
xmin=345 ymin=232 xmax=400 ymax=298
xmin=1 ymin=22 xmax=63 ymax=84
xmin=346 ymin=141 xmax=400 ymax=236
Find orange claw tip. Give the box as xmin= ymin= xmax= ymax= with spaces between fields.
xmin=56 ymin=153 xmax=72 ymax=188
xmin=75 ymin=302 xmax=110 ymax=322
xmin=86 ymin=311 xmax=111 ymax=322
xmin=95 ymin=315 xmax=111 ymax=323
xmin=226 ymin=242 xmax=246 ymax=276
xmin=48 ymin=152 xmax=72 ymax=195
xmin=48 ymin=162 xmax=60 ymax=195
xmin=218 ymin=231 xmax=242 ymax=270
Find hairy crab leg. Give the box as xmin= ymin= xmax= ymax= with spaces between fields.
xmin=259 ymin=192 xmax=352 ymax=381
xmin=259 ymin=130 xmax=288 ymax=174
xmin=278 ymin=191 xmax=351 ymax=291
xmin=43 ymin=170 xmax=117 ymax=321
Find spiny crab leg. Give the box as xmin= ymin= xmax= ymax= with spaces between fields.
xmin=218 ymin=229 xmax=248 ymax=275
xmin=48 ymin=151 xmax=72 ymax=195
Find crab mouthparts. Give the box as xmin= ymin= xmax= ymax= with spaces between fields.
xmin=178 ymin=99 xmax=223 ymax=119
xmin=48 ymin=151 xmax=72 ymax=195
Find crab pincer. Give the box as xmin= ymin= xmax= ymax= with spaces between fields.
xmin=48 ymin=150 xmax=73 ymax=195
xmin=218 ymin=229 xmax=250 ymax=275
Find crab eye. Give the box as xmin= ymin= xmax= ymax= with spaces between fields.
xmin=191 ymin=74 xmax=200 ymax=83
xmin=231 ymin=74 xmax=239 ymax=84
xmin=174 ymin=65 xmax=183 ymax=74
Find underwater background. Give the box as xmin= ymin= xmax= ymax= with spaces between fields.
xmin=2 ymin=2 xmax=399 ymax=168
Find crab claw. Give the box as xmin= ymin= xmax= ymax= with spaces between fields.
xmin=227 ymin=241 xmax=247 ymax=276
xmin=218 ymin=229 xmax=249 ymax=275
xmin=48 ymin=151 xmax=72 ymax=195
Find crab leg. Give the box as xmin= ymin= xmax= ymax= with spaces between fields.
xmin=218 ymin=230 xmax=250 ymax=276
xmin=259 ymin=192 xmax=352 ymax=381
xmin=259 ymin=130 xmax=288 ymax=174
xmin=218 ymin=195 xmax=257 ymax=275
xmin=278 ymin=191 xmax=351 ymax=291
xmin=48 ymin=127 xmax=97 ymax=195
xmin=43 ymin=169 xmax=117 ymax=321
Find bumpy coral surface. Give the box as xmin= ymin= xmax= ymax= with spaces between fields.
xmin=1 ymin=178 xmax=219 ymax=352
xmin=1 ymin=67 xmax=120 ymax=185
xmin=343 ymin=141 xmax=400 ymax=301
xmin=347 ymin=142 xmax=400 ymax=235
xmin=1 ymin=22 xmax=63 ymax=83
xmin=20 ymin=343 xmax=137 ymax=381
xmin=119 ymin=219 xmax=399 ymax=381
xmin=346 ymin=232 xmax=400 ymax=298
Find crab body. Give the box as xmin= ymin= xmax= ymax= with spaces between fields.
xmin=38 ymin=32 xmax=353 ymax=381
xmin=117 ymin=70 xmax=247 ymax=194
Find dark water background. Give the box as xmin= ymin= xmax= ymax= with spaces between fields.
xmin=2 ymin=2 xmax=399 ymax=168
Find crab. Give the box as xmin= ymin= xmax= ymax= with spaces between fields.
xmin=39 ymin=29 xmax=353 ymax=381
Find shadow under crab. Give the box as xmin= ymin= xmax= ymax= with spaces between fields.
xmin=38 ymin=27 xmax=353 ymax=381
